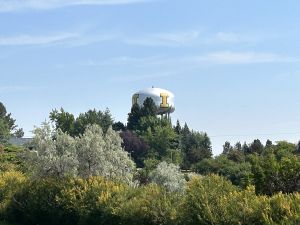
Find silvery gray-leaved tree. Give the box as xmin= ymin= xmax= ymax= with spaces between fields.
xmin=76 ymin=125 xmax=135 ymax=183
xmin=27 ymin=122 xmax=78 ymax=178
xmin=150 ymin=161 xmax=186 ymax=192
xmin=27 ymin=123 xmax=135 ymax=184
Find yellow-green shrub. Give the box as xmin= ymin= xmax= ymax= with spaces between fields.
xmin=223 ymin=186 xmax=269 ymax=224
xmin=56 ymin=176 xmax=127 ymax=225
xmin=0 ymin=171 xmax=26 ymax=218
xmin=263 ymin=192 xmax=300 ymax=224
xmin=4 ymin=173 xmax=300 ymax=225
xmin=6 ymin=178 xmax=67 ymax=225
xmin=179 ymin=174 xmax=238 ymax=225
xmin=113 ymin=183 xmax=180 ymax=225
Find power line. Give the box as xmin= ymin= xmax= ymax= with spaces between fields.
xmin=210 ymin=132 xmax=300 ymax=138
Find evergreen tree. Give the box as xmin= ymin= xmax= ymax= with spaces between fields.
xmin=234 ymin=142 xmax=242 ymax=151
xmin=127 ymin=104 xmax=142 ymax=131
xmin=266 ymin=139 xmax=273 ymax=149
xmin=174 ymin=119 xmax=181 ymax=134
xmin=0 ymin=102 xmax=23 ymax=143
xmin=112 ymin=121 xmax=126 ymax=131
xmin=223 ymin=141 xmax=233 ymax=154
xmin=227 ymin=142 xmax=245 ymax=163
xmin=180 ymin=123 xmax=212 ymax=169
xmin=297 ymin=141 xmax=300 ymax=154
xmin=140 ymin=97 xmax=157 ymax=117
xmin=242 ymin=142 xmax=250 ymax=154
xmin=249 ymin=139 xmax=264 ymax=155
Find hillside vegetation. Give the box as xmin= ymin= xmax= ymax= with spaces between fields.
xmin=1 ymin=100 xmax=300 ymax=224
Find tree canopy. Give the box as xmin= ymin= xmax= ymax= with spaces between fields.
xmin=50 ymin=108 xmax=113 ymax=136
xmin=0 ymin=102 xmax=23 ymax=144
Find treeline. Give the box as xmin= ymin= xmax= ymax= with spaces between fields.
xmin=2 ymin=100 xmax=300 ymax=224
xmin=196 ymin=139 xmax=300 ymax=195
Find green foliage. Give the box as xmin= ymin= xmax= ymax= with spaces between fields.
xmin=248 ymin=139 xmax=264 ymax=155
xmin=0 ymin=171 xmax=27 ymax=219
xmin=179 ymin=174 xmax=239 ymax=225
xmin=4 ymin=176 xmax=179 ymax=225
xmin=7 ymin=178 xmax=72 ymax=225
xmin=200 ymin=140 xmax=300 ymax=194
xmin=140 ymin=97 xmax=157 ymax=118
xmin=194 ymin=155 xmax=253 ymax=188
xmin=137 ymin=158 xmax=160 ymax=184
xmin=0 ymin=120 xmax=9 ymax=144
xmin=0 ymin=102 xmax=23 ymax=144
xmin=174 ymin=119 xmax=181 ymax=134
xmin=263 ymin=193 xmax=300 ymax=224
xmin=142 ymin=119 xmax=177 ymax=159
xmin=50 ymin=108 xmax=75 ymax=136
xmin=0 ymin=145 xmax=25 ymax=172
xmin=56 ymin=176 xmax=126 ymax=225
xmin=2 ymin=173 xmax=300 ymax=225
xmin=75 ymin=108 xmax=113 ymax=135
xmin=273 ymin=141 xmax=296 ymax=159
xmin=114 ymin=184 xmax=180 ymax=225
xmin=180 ymin=123 xmax=212 ymax=169
xmin=112 ymin=121 xmax=126 ymax=131
xmin=127 ymin=104 xmax=141 ymax=131
xmin=50 ymin=108 xmax=113 ymax=137
xmin=251 ymin=151 xmax=300 ymax=195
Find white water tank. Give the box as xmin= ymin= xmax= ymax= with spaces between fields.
xmin=132 ymin=87 xmax=175 ymax=115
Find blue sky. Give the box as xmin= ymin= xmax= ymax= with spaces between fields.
xmin=1 ymin=0 xmax=300 ymax=155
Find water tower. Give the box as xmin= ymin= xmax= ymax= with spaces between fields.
xmin=132 ymin=87 xmax=175 ymax=118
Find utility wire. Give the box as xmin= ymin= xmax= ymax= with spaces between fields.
xmin=210 ymin=132 xmax=300 ymax=138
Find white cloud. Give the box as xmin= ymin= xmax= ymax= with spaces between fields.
xmin=125 ymin=31 xmax=200 ymax=47
xmin=80 ymin=55 xmax=163 ymax=67
xmin=196 ymin=51 xmax=298 ymax=64
xmin=0 ymin=0 xmax=153 ymax=12
xmin=79 ymin=51 xmax=299 ymax=72
xmin=212 ymin=32 xmax=260 ymax=44
xmin=0 ymin=33 xmax=78 ymax=46
xmin=65 ymin=33 xmax=118 ymax=46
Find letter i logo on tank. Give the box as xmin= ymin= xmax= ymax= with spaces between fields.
xmin=132 ymin=94 xmax=139 ymax=105
xmin=160 ymin=93 xmax=169 ymax=108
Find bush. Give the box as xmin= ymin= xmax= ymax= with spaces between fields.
xmin=0 ymin=145 xmax=25 ymax=172
xmin=149 ymin=161 xmax=186 ymax=193
xmin=114 ymin=184 xmax=180 ymax=225
xmin=263 ymin=193 xmax=300 ymax=224
xmin=7 ymin=178 xmax=67 ymax=225
xmin=56 ymin=176 xmax=126 ymax=225
xmin=179 ymin=174 xmax=238 ymax=225
xmin=3 ymin=174 xmax=300 ymax=225
xmin=0 ymin=171 xmax=27 ymax=219
xmin=6 ymin=177 xmax=126 ymax=225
